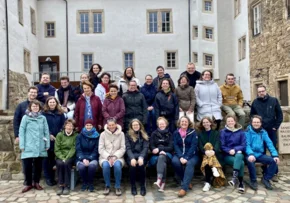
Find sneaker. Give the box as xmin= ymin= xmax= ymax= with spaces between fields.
xmin=62 ymin=187 xmax=70 ymax=195
xmin=177 ymin=189 xmax=186 ymax=197
xmin=228 ymin=180 xmax=236 ymax=187
xmin=272 ymin=175 xmax=279 ymax=182
xmin=158 ymin=183 xmax=165 ymax=192
xmin=81 ymin=184 xmax=88 ymax=191
xmin=248 ymin=180 xmax=258 ymax=191
xmin=212 ymin=167 xmax=220 ymax=177
xmin=103 ymin=187 xmax=110 ymax=195
xmin=154 ymin=178 xmax=162 ymax=189
xmin=238 ymin=182 xmax=245 ymax=194
xmin=56 ymin=186 xmax=64 ymax=195
xmin=262 ymin=177 xmax=273 ymax=190
xmin=202 ymin=182 xmax=211 ymax=192
xmin=88 ymin=184 xmax=94 ymax=192
xmin=115 ymin=188 xmax=122 ymax=196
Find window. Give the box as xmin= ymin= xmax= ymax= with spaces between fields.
xmin=287 ymin=0 xmax=290 ymax=18
xmin=80 ymin=12 xmax=89 ymax=33
xmin=45 ymin=22 xmax=55 ymax=37
xmin=77 ymin=10 xmax=104 ymax=34
xmin=203 ymin=27 xmax=214 ymax=40
xmin=124 ymin=52 xmax=134 ymax=69
xmin=203 ymin=0 xmax=213 ymax=12
xmin=24 ymin=49 xmax=31 ymax=73
xmin=193 ymin=26 xmax=198 ymax=39
xmin=193 ymin=52 xmax=198 ymax=64
xmin=18 ymin=0 xmax=23 ymax=25
xmin=204 ymin=53 xmax=213 ymax=67
xmin=30 ymin=8 xmax=36 ymax=35
xmin=279 ymin=80 xmax=289 ymax=106
xmin=252 ymin=3 xmax=261 ymax=36
xmin=93 ymin=12 xmax=103 ymax=33
xmin=147 ymin=9 xmax=172 ymax=33
xmin=165 ymin=51 xmax=178 ymax=69
xmin=82 ymin=53 xmax=93 ymax=71
xmin=238 ymin=36 xmax=246 ymax=61
xmin=234 ymin=0 xmax=241 ymax=17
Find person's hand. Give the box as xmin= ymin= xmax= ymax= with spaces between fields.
xmin=131 ymin=159 xmax=137 ymax=167
xmin=181 ymin=158 xmax=187 ymax=164
xmin=248 ymin=155 xmax=256 ymax=162
xmin=179 ymin=108 xmax=183 ymax=112
xmin=109 ymin=156 xmax=117 ymax=166
xmin=152 ymin=148 xmax=159 ymax=154
xmin=229 ymin=149 xmax=235 ymax=155
xmin=46 ymin=148 xmax=49 ymax=151
xmin=148 ymin=106 xmax=154 ymax=111
xmin=50 ymin=135 xmax=56 ymax=141
xmin=83 ymin=159 xmax=89 ymax=166
xmin=43 ymin=92 xmax=49 ymax=96
xmin=138 ymin=158 xmax=144 ymax=166
xmin=273 ymin=157 xmax=280 ymax=164
xmin=272 ymin=128 xmax=276 ymax=130
xmin=159 ymin=151 xmax=166 ymax=155
xmin=15 ymin=137 xmax=19 ymax=144
xmin=61 ymin=107 xmax=68 ymax=113
xmin=237 ymin=151 xmax=242 ymax=154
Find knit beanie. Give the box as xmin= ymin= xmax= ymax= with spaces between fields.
xmin=84 ymin=119 xmax=94 ymax=126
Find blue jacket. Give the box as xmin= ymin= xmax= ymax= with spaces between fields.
xmin=245 ymin=125 xmax=278 ymax=158
xmin=36 ymin=84 xmax=56 ymax=103
xmin=13 ymin=100 xmax=30 ymax=138
xmin=220 ymin=126 xmax=246 ymax=155
xmin=76 ymin=127 xmax=100 ymax=162
xmin=173 ymin=128 xmax=198 ymax=160
xmin=140 ymin=83 xmax=157 ymax=106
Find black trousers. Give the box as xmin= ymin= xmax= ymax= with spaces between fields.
xmin=22 ymin=157 xmax=43 ymax=186
xmin=43 ymin=150 xmax=56 ymax=181
xmin=204 ymin=164 xmax=213 ymax=183
xmin=56 ymin=158 xmax=74 ymax=187
xmin=129 ymin=164 xmax=146 ymax=187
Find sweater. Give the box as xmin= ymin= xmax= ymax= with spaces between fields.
xmin=175 ymin=85 xmax=196 ymax=111
xmin=36 ymin=83 xmax=56 ymax=103
xmin=220 ymin=84 xmax=244 ymax=106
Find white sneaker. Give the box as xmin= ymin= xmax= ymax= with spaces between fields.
xmin=202 ymin=182 xmax=211 ymax=192
xmin=212 ymin=167 xmax=220 ymax=177
xmin=158 ymin=183 xmax=165 ymax=192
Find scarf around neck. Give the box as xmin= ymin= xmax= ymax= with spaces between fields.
xmin=179 ymin=128 xmax=187 ymax=139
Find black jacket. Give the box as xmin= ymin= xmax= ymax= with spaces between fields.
xmin=180 ymin=71 xmax=201 ymax=88
xmin=250 ymin=94 xmax=283 ymax=129
xmin=154 ymin=90 xmax=179 ymax=121
xmin=150 ymin=128 xmax=173 ymax=153
xmin=13 ymin=100 xmax=30 ymax=137
xmin=56 ymin=85 xmax=75 ymax=106
xmin=125 ymin=132 xmax=149 ymax=161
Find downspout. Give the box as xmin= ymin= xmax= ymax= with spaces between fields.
xmin=188 ymin=0 xmax=191 ymax=62
xmin=64 ymin=0 xmax=69 ymax=73
xmin=5 ymin=0 xmax=10 ymax=109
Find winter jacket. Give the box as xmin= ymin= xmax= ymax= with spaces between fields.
xmin=102 ymin=96 xmax=125 ymax=127
xmin=95 ymin=83 xmax=107 ymax=104
xmin=122 ymin=91 xmax=147 ymax=126
xmin=54 ymin=130 xmax=78 ymax=160
xmin=74 ymin=94 xmax=103 ymax=131
xmin=90 ymin=77 xmax=100 ymax=92
xmin=55 ymin=85 xmax=76 ymax=111
xmin=220 ymin=84 xmax=244 ymax=106
xmin=19 ymin=114 xmax=50 ymax=159
xmin=195 ymin=80 xmax=222 ymax=121
xmin=173 ymin=128 xmax=198 ymax=160
xmin=150 ymin=128 xmax=173 ymax=153
xmin=73 ymin=84 xmax=83 ymax=102
xmin=14 ymin=100 xmax=30 ymax=138
xmin=198 ymin=130 xmax=221 ymax=155
xmin=140 ymin=83 xmax=157 ymax=106
xmin=99 ymin=124 xmax=126 ymax=167
xmin=245 ymin=125 xmax=278 ymax=158
xmin=117 ymin=77 xmax=141 ymax=96
xmin=180 ymin=71 xmax=201 ymax=88
xmin=36 ymin=83 xmax=56 ymax=103
xmin=250 ymin=94 xmax=283 ymax=130
xmin=125 ymin=132 xmax=149 ymax=162
xmin=155 ymin=90 xmax=179 ymax=121
xmin=152 ymin=74 xmax=175 ymax=90
xmin=220 ymin=125 xmax=246 ymax=155
xmin=175 ymin=85 xmax=196 ymax=111
xmin=76 ymin=127 xmax=100 ymax=162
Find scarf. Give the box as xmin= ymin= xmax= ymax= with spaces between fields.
xmin=179 ymin=128 xmax=187 ymax=139
xmin=25 ymin=110 xmax=42 ymax=118
xmin=101 ymin=83 xmax=110 ymax=93
xmin=109 ymin=94 xmax=118 ymax=100
xmin=157 ymin=127 xmax=169 ymax=135
xmin=81 ymin=127 xmax=99 ymax=138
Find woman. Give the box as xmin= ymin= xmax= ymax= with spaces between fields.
xmin=99 ymin=118 xmax=126 ymax=196
xmin=171 ymin=116 xmax=199 ymax=197
xmin=76 ymin=119 xmax=100 ymax=192
xmin=195 ymin=70 xmax=222 ymax=130
xmin=89 ymin=63 xmax=103 ymax=91
xmin=95 ymin=72 xmax=111 ymax=104
xmin=155 ymin=78 xmax=179 ymax=133
xmin=150 ymin=117 xmax=173 ymax=192
xmin=220 ymin=115 xmax=246 ymax=193
xmin=125 ymin=119 xmax=149 ymax=196
xmin=198 ymin=117 xmax=225 ymax=192
xmin=42 ymin=96 xmax=65 ymax=186
xmin=102 ymin=84 xmax=125 ymax=128
xmin=117 ymin=67 xmax=140 ymax=95
xmin=19 ymin=100 xmax=50 ymax=193
xmin=175 ymin=75 xmax=196 ymax=122
xmin=74 ymin=80 xmax=103 ymax=132
xmin=140 ymin=74 xmax=157 ymax=135
xmin=54 ymin=119 xmax=78 ymax=195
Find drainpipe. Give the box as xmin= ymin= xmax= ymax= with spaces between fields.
xmin=5 ymin=0 xmax=10 ymax=110
xmin=188 ymin=0 xmax=192 ymax=62
xmin=64 ymin=0 xmax=69 ymax=73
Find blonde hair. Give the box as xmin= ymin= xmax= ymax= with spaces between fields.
xmin=156 ymin=117 xmax=169 ymax=127
xmin=128 ymin=119 xmax=149 ymax=142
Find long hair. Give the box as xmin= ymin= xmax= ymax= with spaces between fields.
xmin=158 ymin=78 xmax=175 ymax=92
xmin=43 ymin=96 xmax=64 ymax=114
xmin=177 ymin=116 xmax=194 ymax=129
xmin=122 ymin=67 xmax=136 ymax=81
xmin=128 ymin=119 xmax=148 ymax=142
xmin=89 ymin=63 xmax=103 ymax=79
xmin=225 ymin=115 xmax=239 ymax=128
xmin=197 ymin=116 xmax=217 ymax=131
xmin=177 ymin=75 xmax=190 ymax=86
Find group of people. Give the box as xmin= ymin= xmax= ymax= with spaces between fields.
xmin=14 ymin=62 xmax=283 ymax=197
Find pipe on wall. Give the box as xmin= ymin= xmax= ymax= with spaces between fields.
xmin=64 ymin=0 xmax=69 ymax=73
xmin=5 ymin=0 xmax=10 ymax=109
xmin=188 ymin=0 xmax=192 ymax=62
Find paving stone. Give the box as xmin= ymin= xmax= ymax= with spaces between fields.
xmin=16 ymin=198 xmax=27 ymax=202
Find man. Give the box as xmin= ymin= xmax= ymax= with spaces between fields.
xmin=36 ymin=73 xmax=56 ymax=103
xmin=74 ymin=73 xmax=90 ymax=102
xmin=220 ymin=73 xmax=245 ymax=127
xmin=152 ymin=66 xmax=175 ymax=90
xmin=250 ymin=85 xmax=283 ymax=181
xmin=55 ymin=76 xmax=75 ymax=119
xmin=122 ymin=80 xmax=147 ymax=132
xmin=180 ymin=62 xmax=201 ymax=88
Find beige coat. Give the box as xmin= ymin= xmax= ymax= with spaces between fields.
xmin=98 ymin=124 xmax=126 ymax=167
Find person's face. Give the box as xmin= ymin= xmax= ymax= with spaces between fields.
xmin=83 ymin=84 xmax=92 ymax=96
xmin=252 ymin=118 xmax=262 ymax=129
xmin=41 ymin=74 xmax=50 ymax=84
xmin=101 ymin=75 xmax=110 ymax=84
xmin=65 ymin=122 xmax=74 ymax=133
xmin=132 ymin=121 xmax=141 ymax=131
xmin=202 ymin=71 xmax=212 ymax=81
xmin=202 ymin=119 xmax=211 ymax=130
xmin=257 ymin=87 xmax=267 ymax=98
xmin=31 ymin=103 xmax=40 ymax=113
xmin=158 ymin=120 xmax=167 ymax=130
xmin=126 ymin=68 xmax=133 ymax=77
xmin=128 ymin=82 xmax=137 ymax=91
xmin=60 ymin=80 xmax=69 ymax=88
xmin=28 ymin=89 xmax=37 ymax=100
xmin=81 ymin=74 xmax=89 ymax=83
xmin=226 ymin=117 xmax=236 ymax=128
xmin=107 ymin=121 xmax=117 ymax=132
xmin=109 ymin=88 xmax=118 ymax=97
xmin=48 ymin=99 xmax=57 ymax=110
xmin=85 ymin=123 xmax=93 ymax=131
xmin=93 ymin=65 xmax=100 ymax=74
xmin=226 ymin=76 xmax=235 ymax=86
xmin=145 ymin=76 xmax=153 ymax=85
xmin=157 ymin=68 xmax=164 ymax=77
xmin=180 ymin=118 xmax=189 ymax=129
xmin=180 ymin=77 xmax=187 ymax=86
xmin=161 ymin=80 xmax=170 ymax=90
xmin=187 ymin=64 xmax=196 ymax=74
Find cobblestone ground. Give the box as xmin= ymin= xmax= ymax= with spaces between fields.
xmin=1 ymin=175 xmax=290 ymax=203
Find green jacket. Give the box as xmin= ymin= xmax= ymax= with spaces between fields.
xmin=198 ymin=130 xmax=222 ymax=162
xmin=54 ymin=131 xmax=78 ymax=160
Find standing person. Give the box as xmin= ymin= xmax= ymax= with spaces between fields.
xmin=74 ymin=80 xmax=103 ymax=132
xmin=155 ymin=78 xmax=179 ymax=133
xmin=180 ymin=62 xmax=201 ymax=89
xmin=220 ymin=73 xmax=245 ymax=127
xmin=140 ymin=74 xmax=157 ymax=135
xmin=95 ymin=72 xmax=111 ymax=104
xmin=102 ymin=84 xmax=125 ymax=128
xmin=19 ymin=100 xmax=50 ymax=193
xmin=117 ymin=67 xmax=141 ymax=96
xmin=36 ymin=73 xmax=56 ymax=103
xmin=195 ymin=70 xmax=223 ymax=130
xmin=220 ymin=115 xmax=246 ymax=193
xmin=172 ymin=116 xmax=199 ymax=197
xmin=99 ymin=119 xmax=126 ymax=196
xmin=42 ymin=97 xmax=66 ymax=186
xmin=250 ymin=85 xmax=283 ymax=181
xmin=54 ymin=119 xmax=78 ymax=195
xmin=152 ymin=66 xmax=175 ymax=90
xmin=125 ymin=119 xmax=149 ymax=196
xmin=175 ymin=75 xmax=196 ymax=122
xmin=55 ymin=76 xmax=76 ymax=119
xmin=122 ymin=80 xmax=147 ymax=132
xmin=150 ymin=117 xmax=173 ymax=192
xmin=74 ymin=73 xmax=90 ymax=102
xmin=89 ymin=63 xmax=103 ymax=91
xmin=76 ymin=119 xmax=100 ymax=192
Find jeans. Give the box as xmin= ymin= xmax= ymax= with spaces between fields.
xmin=43 ymin=150 xmax=56 ymax=181
xmin=56 ymin=158 xmax=74 ymax=186
xmin=102 ymin=160 xmax=122 ymax=188
xmin=77 ymin=160 xmax=98 ymax=185
xmin=224 ymin=153 xmax=244 ymax=177
xmin=22 ymin=157 xmax=43 ymax=186
xmin=171 ymin=155 xmax=199 ymax=191
xmin=146 ymin=110 xmax=157 ymax=135
xmin=264 ymin=128 xmax=279 ymax=175
xmin=247 ymin=155 xmax=277 ymax=181
xmin=222 ymin=105 xmax=246 ymax=128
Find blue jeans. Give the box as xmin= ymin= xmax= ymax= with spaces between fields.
xmin=264 ymin=128 xmax=278 ymax=175
xmin=247 ymin=155 xmax=277 ymax=181
xmin=146 ymin=110 xmax=157 ymax=135
xmin=171 ymin=155 xmax=199 ymax=191
xmin=77 ymin=160 xmax=98 ymax=185
xmin=102 ymin=160 xmax=122 ymax=188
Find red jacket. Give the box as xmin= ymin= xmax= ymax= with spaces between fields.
xmin=102 ymin=96 xmax=125 ymax=128
xmin=75 ymin=94 xmax=103 ymax=131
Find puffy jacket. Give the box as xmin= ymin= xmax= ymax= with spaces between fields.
xmin=175 ymin=85 xmax=196 ymax=111
xmin=102 ymin=96 xmax=125 ymax=127
xmin=250 ymin=94 xmax=283 ymax=130
xmin=180 ymin=71 xmax=201 ymax=88
xmin=95 ymin=83 xmax=107 ymax=104
xmin=150 ymin=128 xmax=173 ymax=153
xmin=173 ymin=128 xmax=198 ymax=160
xmin=13 ymin=100 xmax=30 ymax=138
xmin=54 ymin=130 xmax=78 ymax=160
xmin=140 ymin=83 xmax=157 ymax=106
xmin=155 ymin=90 xmax=179 ymax=121
xmin=36 ymin=83 xmax=56 ymax=103
xmin=245 ymin=125 xmax=278 ymax=158
xmin=220 ymin=84 xmax=244 ymax=106
xmin=125 ymin=132 xmax=149 ymax=161
xmin=152 ymin=73 xmax=175 ymax=90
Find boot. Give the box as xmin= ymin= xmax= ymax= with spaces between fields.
xmin=228 ymin=170 xmax=239 ymax=187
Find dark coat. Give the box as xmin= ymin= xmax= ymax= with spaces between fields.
xmin=102 ymin=96 xmax=125 ymax=127
xmin=220 ymin=127 xmax=246 ymax=155
xmin=73 ymin=85 xmax=83 ymax=102
xmin=198 ymin=130 xmax=222 ymax=161
xmin=155 ymin=91 xmax=179 ymax=121
xmin=36 ymin=83 xmax=56 ymax=103
xmin=56 ymin=85 xmax=75 ymax=106
xmin=90 ymin=77 xmax=100 ymax=91
xmin=150 ymin=128 xmax=173 ymax=153
xmin=140 ymin=83 xmax=157 ymax=106
xmin=125 ymin=133 xmax=149 ymax=162
xmin=152 ymin=73 xmax=175 ymax=90
xmin=13 ymin=100 xmax=30 ymax=137
xmin=180 ymin=71 xmax=201 ymax=88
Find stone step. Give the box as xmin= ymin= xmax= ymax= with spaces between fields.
xmin=0 ymin=110 xmax=14 ymax=116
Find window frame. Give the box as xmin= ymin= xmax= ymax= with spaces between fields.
xmin=82 ymin=53 xmax=94 ymax=71
xmin=193 ymin=52 xmax=198 ymax=65
xmin=77 ymin=10 xmax=105 ymax=34
xmin=234 ymin=0 xmax=241 ymax=17
xmin=203 ymin=53 xmax=214 ymax=68
xmin=203 ymin=26 xmax=214 ymax=41
xmin=45 ymin=22 xmax=56 ymax=38
xmin=147 ymin=9 xmax=173 ymax=34
xmin=30 ymin=7 xmax=36 ymax=35
xmin=165 ymin=50 xmax=178 ymax=69
xmin=286 ymin=0 xmax=290 ymax=18
xmin=123 ymin=52 xmax=135 ymax=69
xmin=92 ymin=10 xmax=104 ymax=33
xmin=252 ymin=3 xmax=262 ymax=36
xmin=24 ymin=49 xmax=31 ymax=73
xmin=18 ymin=0 xmax=23 ymax=25
xmin=238 ymin=35 xmax=246 ymax=61
xmin=203 ymin=0 xmax=213 ymax=13
xmin=193 ymin=26 xmax=198 ymax=39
